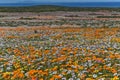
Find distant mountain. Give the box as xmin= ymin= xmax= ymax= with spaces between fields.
xmin=0 ymin=3 xmax=43 ymax=7
xmin=18 ymin=0 xmax=38 ymax=3
xmin=0 ymin=2 xmax=120 ymax=7
xmin=0 ymin=0 xmax=53 ymax=7
xmin=0 ymin=1 xmax=43 ymax=7
xmin=18 ymin=0 xmax=52 ymax=3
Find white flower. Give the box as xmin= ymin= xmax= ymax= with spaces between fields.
xmin=59 ymin=74 xmax=63 ymax=77
xmin=98 ymin=72 xmax=103 ymax=74
xmin=93 ymin=74 xmax=97 ymax=78
xmin=25 ymin=73 xmax=28 ymax=76
xmin=76 ymin=78 xmax=80 ymax=80
xmin=114 ymin=73 xmax=118 ymax=76
xmin=67 ymin=70 xmax=72 ymax=74
xmin=7 ymin=67 xmax=11 ymax=70
xmin=107 ymin=63 xmax=111 ymax=66
xmin=69 ymin=78 xmax=74 ymax=80
xmin=62 ymin=77 xmax=66 ymax=80
xmin=71 ymin=65 xmax=77 ymax=68
xmin=98 ymin=78 xmax=105 ymax=80
xmin=52 ymin=71 xmax=57 ymax=74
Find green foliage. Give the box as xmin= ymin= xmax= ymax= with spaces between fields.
xmin=97 ymin=16 xmax=120 ymax=18
xmin=0 ymin=5 xmax=119 ymax=12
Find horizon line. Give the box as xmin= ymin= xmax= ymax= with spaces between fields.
xmin=1 ymin=1 xmax=120 ymax=3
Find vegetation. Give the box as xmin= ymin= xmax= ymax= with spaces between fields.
xmin=0 ymin=5 xmax=120 ymax=12
xmin=0 ymin=27 xmax=120 ymax=79
xmin=97 ymin=16 xmax=120 ymax=18
xmin=0 ymin=5 xmax=120 ymax=80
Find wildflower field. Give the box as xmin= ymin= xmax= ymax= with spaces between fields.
xmin=0 ymin=26 xmax=120 ymax=80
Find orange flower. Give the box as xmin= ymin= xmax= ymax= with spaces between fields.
xmin=2 ymin=72 xmax=11 ymax=79
xmin=11 ymin=69 xmax=24 ymax=79
xmin=44 ymin=50 xmax=50 ymax=54
xmin=52 ymin=66 xmax=58 ymax=71
xmin=31 ymin=77 xmax=37 ymax=80
xmin=111 ymin=68 xmax=117 ymax=73
xmin=39 ymin=78 xmax=44 ymax=80
xmin=50 ymin=77 xmax=54 ymax=80
xmin=0 ymin=58 xmax=4 ymax=61
xmin=57 ymin=56 xmax=66 ymax=62
xmin=53 ymin=75 xmax=61 ymax=79
xmin=110 ymin=54 xmax=115 ymax=59
xmin=112 ymin=76 xmax=119 ymax=80
xmin=28 ymin=70 xmax=38 ymax=78
xmin=62 ymin=48 xmax=68 ymax=51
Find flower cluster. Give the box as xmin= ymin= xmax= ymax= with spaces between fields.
xmin=0 ymin=27 xmax=120 ymax=80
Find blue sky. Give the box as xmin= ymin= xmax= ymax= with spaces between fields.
xmin=1 ymin=0 xmax=120 ymax=3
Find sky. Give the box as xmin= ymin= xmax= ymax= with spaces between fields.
xmin=1 ymin=0 xmax=120 ymax=3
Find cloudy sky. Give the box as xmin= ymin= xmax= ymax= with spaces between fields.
xmin=0 ymin=0 xmax=120 ymax=3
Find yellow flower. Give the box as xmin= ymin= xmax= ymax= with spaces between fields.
xmin=79 ymin=66 xmax=84 ymax=70
xmin=86 ymin=78 xmax=94 ymax=80
xmin=93 ymin=70 xmax=99 ymax=73
xmin=111 ymin=76 xmax=119 ymax=80
xmin=40 ymin=78 xmax=44 ymax=80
